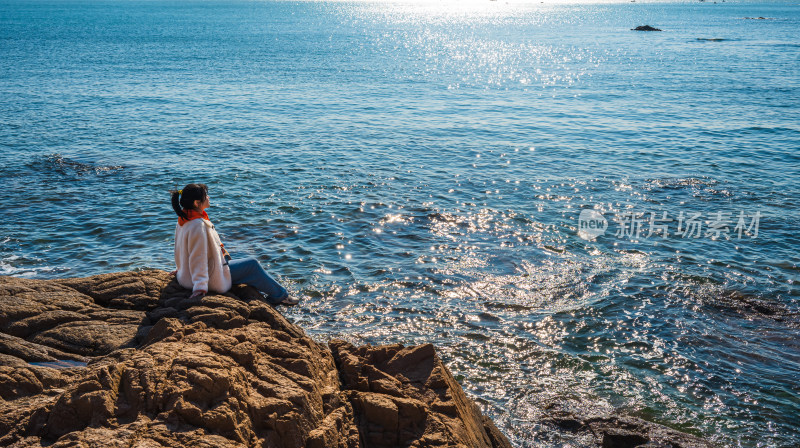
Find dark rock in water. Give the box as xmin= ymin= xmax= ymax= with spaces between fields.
xmin=601 ymin=428 xmax=649 ymax=448
xmin=697 ymin=38 xmax=727 ymax=41
xmin=29 ymin=153 xmax=124 ymax=176
xmin=701 ymin=290 xmax=800 ymax=327
xmin=543 ymin=407 xmax=714 ymax=448
xmin=743 ymin=16 xmax=771 ymax=20
xmin=632 ymin=25 xmax=662 ymax=31
xmin=0 ymin=271 xmax=513 ymax=447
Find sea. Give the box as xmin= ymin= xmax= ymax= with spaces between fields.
xmin=1 ymin=0 xmax=798 ymax=446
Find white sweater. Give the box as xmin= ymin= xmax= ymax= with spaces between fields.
xmin=174 ymin=218 xmax=232 ymax=293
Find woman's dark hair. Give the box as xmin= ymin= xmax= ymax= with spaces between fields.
xmin=171 ymin=183 xmax=208 ymax=220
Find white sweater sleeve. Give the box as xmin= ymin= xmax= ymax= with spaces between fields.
xmin=186 ymin=222 xmax=209 ymax=292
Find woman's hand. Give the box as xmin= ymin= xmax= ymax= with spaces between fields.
xmin=189 ymin=290 xmax=206 ymax=300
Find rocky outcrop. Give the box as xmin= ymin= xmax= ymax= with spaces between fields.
xmin=631 ymin=25 xmax=662 ymax=31
xmin=0 ymin=271 xmax=715 ymax=447
xmin=329 ymin=341 xmax=510 ymax=448
xmin=0 ymin=271 xmax=511 ymax=447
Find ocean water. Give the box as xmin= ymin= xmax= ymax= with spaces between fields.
xmin=1 ymin=0 xmax=799 ymax=446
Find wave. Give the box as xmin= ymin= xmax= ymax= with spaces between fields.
xmin=644 ymin=176 xmax=718 ymax=190
xmin=0 ymin=255 xmax=65 ymax=278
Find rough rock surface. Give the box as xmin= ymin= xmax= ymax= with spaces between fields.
xmin=0 ymin=271 xmax=714 ymax=448
xmin=0 ymin=271 xmax=511 ymax=447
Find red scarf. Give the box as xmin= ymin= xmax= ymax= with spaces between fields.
xmin=178 ymin=209 xmax=210 ymax=226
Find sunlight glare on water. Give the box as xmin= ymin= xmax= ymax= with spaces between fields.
xmin=1 ymin=0 xmax=799 ymax=446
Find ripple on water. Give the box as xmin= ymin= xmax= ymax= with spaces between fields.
xmin=26 ymin=153 xmax=124 ymax=177
xmin=1 ymin=1 xmax=799 ymax=446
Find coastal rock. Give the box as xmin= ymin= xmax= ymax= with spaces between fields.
xmin=632 ymin=25 xmax=662 ymax=31
xmin=1 ymin=271 xmax=716 ymax=447
xmin=542 ymin=406 xmax=715 ymax=448
xmin=0 ymin=271 xmax=511 ymax=447
xmin=329 ymin=341 xmax=512 ymax=448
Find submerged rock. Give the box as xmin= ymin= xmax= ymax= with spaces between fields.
xmin=542 ymin=406 xmax=715 ymax=448
xmin=632 ymin=25 xmax=662 ymax=31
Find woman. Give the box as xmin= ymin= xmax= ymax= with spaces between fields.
xmin=171 ymin=183 xmax=298 ymax=305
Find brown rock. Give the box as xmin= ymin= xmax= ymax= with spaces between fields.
xmin=330 ymin=339 xmax=511 ymax=448
xmin=0 ymin=271 xmax=512 ymax=447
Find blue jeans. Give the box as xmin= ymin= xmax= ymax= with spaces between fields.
xmin=228 ymin=257 xmax=288 ymax=304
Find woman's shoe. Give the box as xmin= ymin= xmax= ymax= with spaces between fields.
xmin=263 ymin=293 xmax=299 ymax=306
xmin=279 ymin=295 xmax=300 ymax=306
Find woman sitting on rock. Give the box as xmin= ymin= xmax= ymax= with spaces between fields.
xmin=170 ymin=183 xmax=298 ymax=305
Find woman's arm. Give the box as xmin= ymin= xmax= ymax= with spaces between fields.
xmin=186 ymin=222 xmax=210 ymax=293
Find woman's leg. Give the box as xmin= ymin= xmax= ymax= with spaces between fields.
xmin=228 ymin=257 xmax=288 ymax=304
